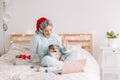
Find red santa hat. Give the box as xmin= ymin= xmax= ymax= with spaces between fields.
xmin=36 ymin=17 xmax=48 ymax=31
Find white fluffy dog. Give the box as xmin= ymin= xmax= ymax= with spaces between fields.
xmin=48 ymin=44 xmax=64 ymax=61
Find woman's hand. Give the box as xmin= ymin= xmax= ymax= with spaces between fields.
xmin=62 ymin=36 xmax=68 ymax=50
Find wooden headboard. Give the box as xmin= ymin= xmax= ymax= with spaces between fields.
xmin=10 ymin=33 xmax=93 ymax=55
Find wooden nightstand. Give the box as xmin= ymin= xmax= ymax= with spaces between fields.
xmin=100 ymin=47 xmax=120 ymax=80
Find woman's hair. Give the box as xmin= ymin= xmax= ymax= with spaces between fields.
xmin=36 ymin=17 xmax=52 ymax=33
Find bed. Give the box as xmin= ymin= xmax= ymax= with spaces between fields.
xmin=0 ymin=33 xmax=100 ymax=80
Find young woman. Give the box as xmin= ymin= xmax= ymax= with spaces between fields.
xmin=29 ymin=17 xmax=81 ymax=67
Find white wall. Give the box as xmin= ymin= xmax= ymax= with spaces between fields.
xmin=1 ymin=0 xmax=120 ymax=63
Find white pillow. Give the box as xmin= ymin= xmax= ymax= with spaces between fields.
xmin=0 ymin=43 xmax=31 ymax=65
xmin=67 ymin=44 xmax=81 ymax=50
xmin=10 ymin=43 xmax=30 ymax=54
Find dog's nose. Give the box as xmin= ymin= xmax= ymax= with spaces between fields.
xmin=54 ymin=51 xmax=57 ymax=52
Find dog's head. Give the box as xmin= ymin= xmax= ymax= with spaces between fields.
xmin=48 ymin=44 xmax=59 ymax=53
xmin=48 ymin=44 xmax=64 ymax=60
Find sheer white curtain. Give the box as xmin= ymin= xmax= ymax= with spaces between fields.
xmin=0 ymin=0 xmax=12 ymax=55
xmin=0 ymin=0 xmax=3 ymax=55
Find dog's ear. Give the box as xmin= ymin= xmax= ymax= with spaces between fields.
xmin=55 ymin=44 xmax=59 ymax=48
xmin=48 ymin=44 xmax=54 ymax=49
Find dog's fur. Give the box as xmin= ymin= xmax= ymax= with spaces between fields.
xmin=48 ymin=44 xmax=64 ymax=61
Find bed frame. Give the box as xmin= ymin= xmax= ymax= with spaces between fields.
xmin=10 ymin=33 xmax=93 ymax=55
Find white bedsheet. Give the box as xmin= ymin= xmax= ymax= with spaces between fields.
xmin=0 ymin=64 xmax=99 ymax=80
xmin=0 ymin=44 xmax=100 ymax=80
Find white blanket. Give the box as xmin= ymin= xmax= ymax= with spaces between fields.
xmin=0 ymin=44 xmax=100 ymax=80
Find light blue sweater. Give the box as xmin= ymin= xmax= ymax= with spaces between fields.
xmin=29 ymin=32 xmax=67 ymax=62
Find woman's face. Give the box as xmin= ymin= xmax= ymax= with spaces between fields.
xmin=42 ymin=25 xmax=53 ymax=38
